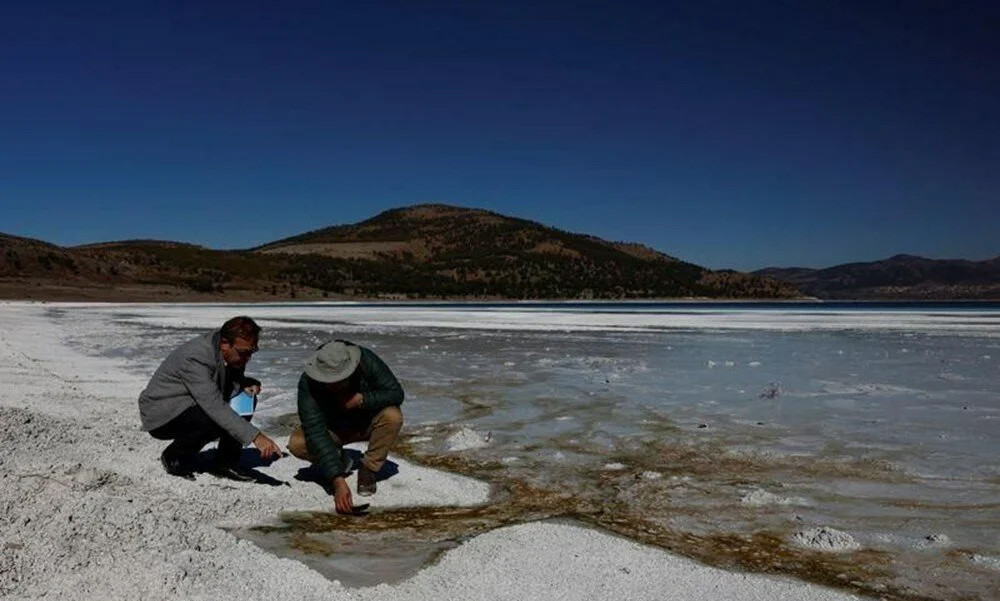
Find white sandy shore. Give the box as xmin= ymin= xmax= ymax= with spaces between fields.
xmin=0 ymin=302 xmax=866 ymax=601
xmin=67 ymin=300 xmax=1000 ymax=335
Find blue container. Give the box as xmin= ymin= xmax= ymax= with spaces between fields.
xmin=229 ymin=391 xmax=255 ymax=416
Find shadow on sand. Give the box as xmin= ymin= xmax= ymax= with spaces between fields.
xmin=192 ymin=447 xmax=290 ymax=487
xmin=293 ymin=449 xmax=400 ymax=495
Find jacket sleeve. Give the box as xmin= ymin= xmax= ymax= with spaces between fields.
xmin=360 ymin=348 xmax=404 ymax=412
xmin=179 ymin=355 xmax=260 ymax=445
xmin=297 ymin=374 xmax=350 ymax=480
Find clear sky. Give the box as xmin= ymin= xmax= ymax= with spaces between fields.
xmin=1 ymin=1 xmax=996 ymax=271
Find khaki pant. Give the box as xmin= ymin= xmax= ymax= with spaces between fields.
xmin=287 ymin=405 xmax=403 ymax=473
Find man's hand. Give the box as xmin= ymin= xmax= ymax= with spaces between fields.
xmin=243 ymin=383 xmax=261 ymax=397
xmin=343 ymin=393 xmax=363 ymax=410
xmin=252 ymin=432 xmax=281 ymax=461
xmin=333 ymin=476 xmax=354 ymax=514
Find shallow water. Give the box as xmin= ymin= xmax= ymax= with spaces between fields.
xmin=58 ymin=302 xmax=1000 ymax=600
xmin=233 ymin=521 xmax=460 ymax=588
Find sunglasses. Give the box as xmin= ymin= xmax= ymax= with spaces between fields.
xmin=226 ymin=341 xmax=259 ymax=358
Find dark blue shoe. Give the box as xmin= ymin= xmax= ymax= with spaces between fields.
xmin=160 ymin=451 xmax=196 ymax=480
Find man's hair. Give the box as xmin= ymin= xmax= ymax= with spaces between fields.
xmin=220 ymin=316 xmax=261 ymax=343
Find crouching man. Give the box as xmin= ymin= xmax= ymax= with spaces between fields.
xmin=287 ymin=340 xmax=404 ymax=513
xmin=138 ymin=316 xmax=281 ymax=481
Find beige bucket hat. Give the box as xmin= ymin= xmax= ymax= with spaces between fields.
xmin=303 ymin=341 xmax=361 ymax=383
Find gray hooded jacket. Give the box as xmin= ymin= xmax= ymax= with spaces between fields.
xmin=138 ymin=331 xmax=260 ymax=445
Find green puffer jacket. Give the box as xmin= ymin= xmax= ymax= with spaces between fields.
xmin=296 ymin=341 xmax=404 ymax=480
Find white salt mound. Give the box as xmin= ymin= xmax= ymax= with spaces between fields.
xmin=792 ymin=527 xmax=861 ymax=552
xmin=362 ymin=521 xmax=863 ymax=601
xmin=445 ymin=427 xmax=489 ymax=451
xmin=740 ymin=488 xmax=808 ymax=507
xmin=969 ymin=554 xmax=1000 ymax=571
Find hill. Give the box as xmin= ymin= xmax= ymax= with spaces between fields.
xmin=0 ymin=204 xmax=799 ymax=301
xmin=256 ymin=204 xmax=798 ymax=299
xmin=754 ymin=254 xmax=1000 ymax=299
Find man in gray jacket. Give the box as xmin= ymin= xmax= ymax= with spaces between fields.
xmin=138 ymin=316 xmax=281 ymax=481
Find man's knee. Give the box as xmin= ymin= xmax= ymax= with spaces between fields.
xmin=287 ymin=427 xmax=310 ymax=460
xmin=375 ymin=405 xmax=403 ymax=429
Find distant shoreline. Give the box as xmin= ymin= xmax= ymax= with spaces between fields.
xmin=0 ymin=280 xmax=810 ymax=303
xmin=4 ymin=280 xmax=997 ymax=303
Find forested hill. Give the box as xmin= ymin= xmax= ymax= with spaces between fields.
xmin=255 ymin=204 xmax=799 ymax=299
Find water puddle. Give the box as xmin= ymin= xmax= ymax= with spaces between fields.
xmin=234 ymin=525 xmax=459 ymax=587
xmin=231 ymin=479 xmax=562 ymax=588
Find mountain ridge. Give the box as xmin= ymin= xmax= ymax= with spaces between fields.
xmin=0 ymin=203 xmax=797 ymax=301
xmin=754 ymin=254 xmax=1000 ymax=299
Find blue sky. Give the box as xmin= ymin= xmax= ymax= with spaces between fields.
xmin=1 ymin=1 xmax=996 ymax=270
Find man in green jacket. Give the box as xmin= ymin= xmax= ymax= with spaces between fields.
xmin=287 ymin=340 xmax=404 ymax=513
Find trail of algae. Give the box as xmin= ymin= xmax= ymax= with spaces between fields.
xmin=252 ymin=440 xmax=960 ymax=601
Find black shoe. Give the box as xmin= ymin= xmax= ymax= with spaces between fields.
xmin=357 ymin=466 xmax=377 ymax=496
xmin=211 ymin=465 xmax=256 ymax=482
xmin=160 ymin=451 xmax=196 ymax=481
